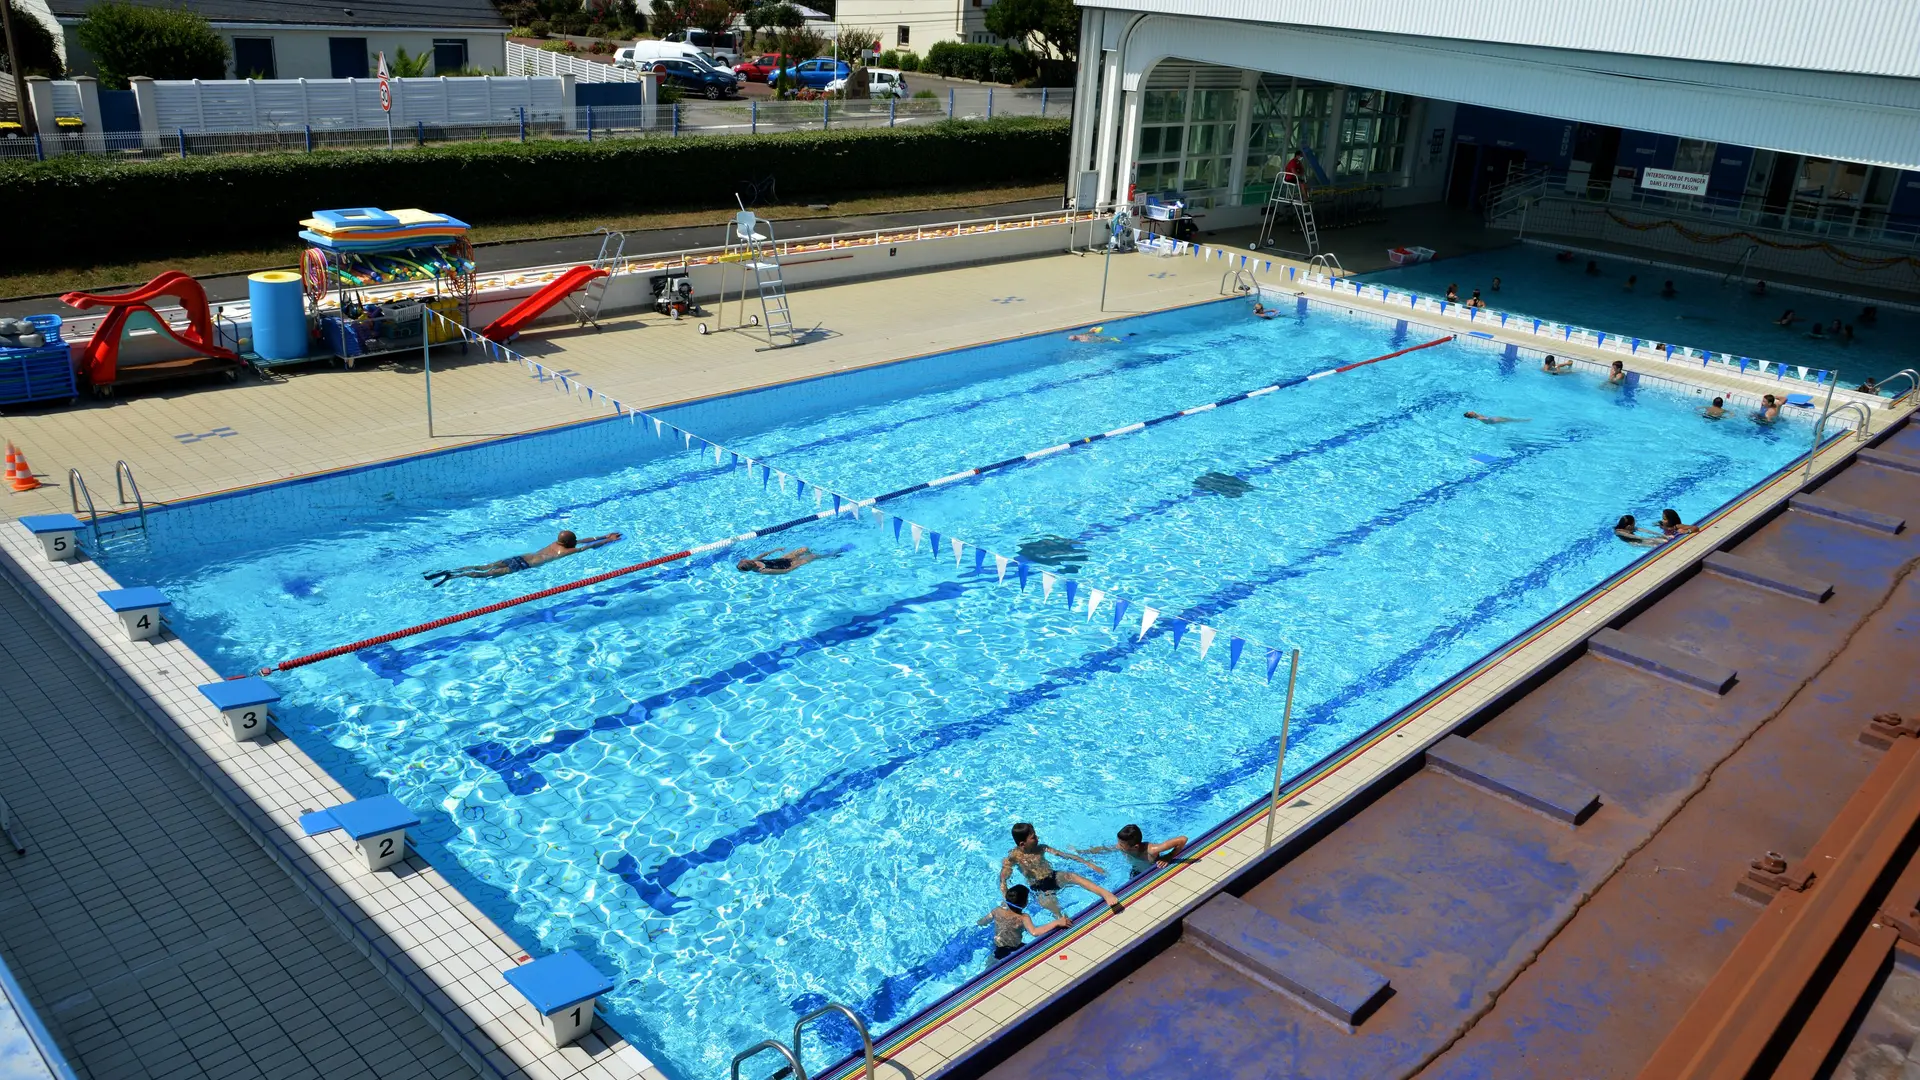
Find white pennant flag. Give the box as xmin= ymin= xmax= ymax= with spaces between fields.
xmin=1197 ymin=625 xmax=1217 ymax=659
xmin=873 ymin=508 xmax=887 ymax=527
xmin=777 ymin=472 xmax=788 ymax=494
xmin=813 ymin=486 xmax=823 ymax=509
xmin=713 ymin=443 xmax=723 ymax=465
xmin=1040 ymin=572 xmax=1056 ymax=600
xmin=994 ymin=554 xmax=1009 ymax=582
xmin=653 ymin=417 xmax=664 ymax=438
xmin=910 ymin=522 xmax=923 ymax=551
xmin=951 ymin=537 xmax=965 ymax=567
xmin=1138 ymin=607 xmax=1159 ymax=640
xmin=682 ymin=430 xmax=693 ymax=449
xmin=1087 ymin=589 xmax=1106 ymax=621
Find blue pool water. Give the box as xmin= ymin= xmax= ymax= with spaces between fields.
xmin=1361 ymin=244 xmax=1918 ymax=387
xmin=111 ymin=299 xmax=1808 ymax=1079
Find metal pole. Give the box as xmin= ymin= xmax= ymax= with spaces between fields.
xmin=947 ymin=88 xmax=954 ymax=118
xmin=672 ymin=104 xmax=679 ymax=137
xmin=888 ymin=97 xmax=894 ymax=127
xmin=1099 ymin=215 xmax=1112 ymax=311
xmin=987 ymin=87 xmax=993 ymax=119
xmin=1040 ymin=87 xmax=1047 ymax=117
xmin=519 ymin=105 xmax=526 ymax=142
xmin=423 ymin=307 xmax=434 ymax=438
xmin=822 ymin=99 xmax=828 ymax=131
xmin=177 ymin=128 xmax=185 ymax=157
xmin=304 ymin=124 xmax=312 ymax=152
xmin=1263 ymin=649 xmax=1301 ymax=848
xmin=1804 ymin=366 xmax=1840 ymax=485
xmin=751 ymin=99 xmax=757 ymax=134
xmin=586 ymin=104 xmax=593 ymax=142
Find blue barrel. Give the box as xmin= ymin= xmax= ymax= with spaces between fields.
xmin=248 ymin=271 xmax=307 ymax=360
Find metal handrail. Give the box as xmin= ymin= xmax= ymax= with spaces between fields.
xmin=732 ymin=1039 xmax=807 ymax=1080
xmin=1307 ymin=253 xmax=1344 ymax=279
xmin=1804 ymin=400 xmax=1873 ymax=484
xmin=1220 ymin=266 xmax=1259 ymax=295
xmin=1879 ymin=368 xmax=1919 ymax=403
xmin=792 ymin=1003 xmax=875 ymax=1080
xmin=67 ymin=468 xmax=101 ymax=549
xmin=1721 ymin=244 xmax=1759 ymax=285
xmin=114 ymin=460 xmax=149 ymax=534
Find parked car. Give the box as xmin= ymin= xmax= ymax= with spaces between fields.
xmin=614 ymin=41 xmax=709 ymax=69
xmin=661 ymin=28 xmax=740 ymax=67
xmin=772 ymin=58 xmax=851 ymax=89
xmin=644 ymin=56 xmax=741 ymax=99
xmin=733 ymin=53 xmax=784 ymax=81
xmin=824 ymin=68 xmax=909 ymax=98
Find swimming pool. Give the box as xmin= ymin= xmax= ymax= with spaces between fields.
xmin=108 ymin=298 xmax=1809 ymax=1079
xmin=1361 ymin=244 xmax=1916 ymax=388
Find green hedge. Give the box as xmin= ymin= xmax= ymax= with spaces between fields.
xmin=0 ymin=118 xmax=1068 ymax=266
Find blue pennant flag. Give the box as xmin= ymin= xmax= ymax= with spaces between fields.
xmin=974 ymin=546 xmax=987 ymax=573
xmin=1167 ymin=618 xmax=1188 ymax=648
xmin=761 ymin=465 xmax=771 ymax=489
xmin=892 ymin=517 xmax=904 ymax=542
xmin=1111 ymin=598 xmax=1130 ymax=630
xmin=1228 ymin=637 xmax=1246 ymax=672
xmin=832 ymin=494 xmax=842 ymax=514
xmin=535 ymin=364 xmax=545 ymax=377
xmin=731 ymin=452 xmax=740 ymax=468
xmin=796 ymin=480 xmax=807 ymax=500
xmin=928 ymin=531 xmax=941 ymax=556
xmin=585 ymin=387 xmax=594 ymax=401
xmin=1064 ymin=580 xmax=1078 ymax=609
xmin=1015 ymin=561 xmax=1029 ymax=590
xmin=1265 ymin=649 xmax=1282 ymax=684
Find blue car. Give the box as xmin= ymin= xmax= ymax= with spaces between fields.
xmin=770 ymin=58 xmax=850 ymax=88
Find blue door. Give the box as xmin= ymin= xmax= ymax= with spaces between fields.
xmin=329 ymin=37 xmax=369 ymax=79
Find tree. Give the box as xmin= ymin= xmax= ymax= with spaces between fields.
xmin=0 ymin=1 xmax=64 ymax=79
xmin=834 ymin=25 xmax=878 ymax=59
xmin=982 ymin=0 xmax=1077 ymax=60
xmin=388 ymin=46 xmax=432 ymax=77
xmin=76 ymin=2 xmax=228 ymax=88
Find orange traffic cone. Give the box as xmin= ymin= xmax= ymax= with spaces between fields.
xmin=6 ymin=443 xmax=43 ymax=492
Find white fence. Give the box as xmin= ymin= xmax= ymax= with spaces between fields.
xmin=506 ymin=42 xmax=639 ymax=83
xmin=149 ymin=76 xmax=567 ymax=134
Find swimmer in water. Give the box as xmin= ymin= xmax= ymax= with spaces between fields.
xmin=1085 ymin=824 xmax=1188 ymax=873
xmin=1659 ymin=508 xmax=1700 ymax=538
xmin=1445 ymin=283 xmax=1460 ymax=303
xmin=1753 ymin=394 xmax=1780 ymax=424
xmin=1465 ymin=411 xmax=1529 ymax=424
xmin=1608 ymin=360 xmax=1628 ymax=385
xmin=1541 ymin=354 xmax=1572 ymax=375
xmin=1775 ymin=309 xmax=1801 ymax=327
xmin=1752 ymin=280 xmax=1768 ymax=297
xmin=1252 ymin=302 xmax=1274 ymax=319
xmin=978 ymin=885 xmax=1059 ymax=964
xmin=1468 ymin=289 xmax=1485 ymax=309
xmin=1661 ymin=280 xmax=1677 ymax=298
xmin=1000 ymin=822 xmax=1122 ymax=924
xmin=1623 ymin=274 xmax=1638 ymax=292
xmin=1068 ymin=325 xmax=1133 ymax=343
xmin=736 ymin=547 xmax=826 ymax=575
xmin=424 ymin=530 xmax=620 ymax=586
xmin=1858 ymin=377 xmax=1880 ymax=395
xmin=1556 ymin=251 xmax=1576 ymax=263
xmin=1700 ymin=396 xmax=1726 ymax=420
xmin=1614 ymin=515 xmax=1665 ymax=547
xmin=1586 ymin=259 xmax=1602 ymax=276
xmin=1491 ymin=276 xmax=1502 ymax=293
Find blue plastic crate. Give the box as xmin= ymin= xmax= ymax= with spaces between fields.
xmin=0 ymin=342 xmax=78 ymax=408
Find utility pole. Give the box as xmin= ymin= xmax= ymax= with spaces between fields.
xmin=0 ymin=0 xmax=34 ymax=134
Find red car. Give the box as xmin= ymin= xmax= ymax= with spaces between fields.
xmin=734 ymin=54 xmax=783 ymax=80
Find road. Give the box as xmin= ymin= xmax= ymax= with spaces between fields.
xmin=0 ymin=196 xmax=1065 ymax=318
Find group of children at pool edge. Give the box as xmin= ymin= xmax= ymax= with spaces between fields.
xmin=981 ymin=822 xmax=1188 ymax=964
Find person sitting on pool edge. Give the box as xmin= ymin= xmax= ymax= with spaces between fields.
xmin=424 ymin=530 xmax=620 ymax=586
xmin=979 ymin=885 xmax=1058 ymax=965
xmin=1614 ymin=515 xmax=1665 ymax=547
xmin=1541 ymin=355 xmax=1572 ymax=375
xmin=1700 ymin=396 xmax=1726 ymax=420
xmin=737 ymin=547 xmax=827 ymax=575
xmin=1465 ymin=411 xmax=1529 ymax=424
xmin=1659 ymin=509 xmax=1701 ymax=538
xmin=1001 ymin=822 xmax=1123 ymax=925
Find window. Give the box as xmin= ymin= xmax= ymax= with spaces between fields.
xmin=1334 ymin=89 xmax=1410 ymax=180
xmin=1671 ymin=138 xmax=1715 ymax=176
xmin=970 ymin=30 xmax=996 ymax=43
xmin=328 ymin=37 xmax=369 ymax=79
xmin=1132 ymin=75 xmax=1242 ymax=207
xmin=232 ymin=37 xmax=276 ymax=79
xmin=1246 ymin=78 xmax=1333 ymax=190
xmin=896 ymin=25 xmax=909 ymax=45
xmin=432 ymin=38 xmax=468 ymax=74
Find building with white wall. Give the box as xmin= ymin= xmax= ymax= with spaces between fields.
xmin=1066 ymin=1 xmax=1920 ymax=239
xmin=832 ymin=0 xmax=1000 ymax=56
xmin=45 ymin=0 xmax=508 ymax=81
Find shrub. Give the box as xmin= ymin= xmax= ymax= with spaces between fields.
xmin=0 ymin=1 xmax=63 ymax=79
xmin=76 ymin=2 xmax=228 ymax=89
xmin=876 ymin=49 xmax=898 ymax=68
xmin=589 ymin=38 xmax=617 ymax=54
xmin=922 ymin=42 xmax=1034 ymax=84
xmin=528 ymin=18 xmax=551 ymax=36
xmin=895 ymin=52 xmax=920 ymax=72
xmin=539 ymin=39 xmax=577 ymax=52
xmin=0 ymin=119 xmax=1069 ymax=266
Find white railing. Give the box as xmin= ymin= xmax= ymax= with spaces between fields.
xmin=151 ymin=75 xmax=566 ymax=134
xmin=507 ymin=41 xmax=639 ymax=82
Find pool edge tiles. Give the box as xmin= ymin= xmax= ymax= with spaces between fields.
xmin=823 ymin=401 xmax=1913 ymax=1080
xmin=0 ymin=530 xmax=670 ymax=1080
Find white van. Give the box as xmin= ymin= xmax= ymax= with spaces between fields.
xmin=661 ymin=29 xmax=741 ymax=67
xmin=614 ymin=41 xmax=711 ymax=70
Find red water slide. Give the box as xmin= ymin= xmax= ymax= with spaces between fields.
xmin=61 ymin=271 xmax=240 ymax=387
xmin=480 ymin=265 xmax=608 ymax=342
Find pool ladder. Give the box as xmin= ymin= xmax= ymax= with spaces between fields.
xmin=1220 ymin=265 xmax=1260 ymax=296
xmin=730 ymin=1002 xmax=875 ymax=1080
xmin=1879 ymin=368 xmax=1919 ymax=405
xmin=67 ymin=460 xmax=150 ymax=555
xmin=567 ymin=227 xmax=625 ymax=329
xmin=1308 ymin=252 xmax=1344 ymax=280
xmin=1802 ymin=400 xmax=1874 ymax=485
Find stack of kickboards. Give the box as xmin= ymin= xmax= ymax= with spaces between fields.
xmin=298 ymin=207 xmax=471 ymax=252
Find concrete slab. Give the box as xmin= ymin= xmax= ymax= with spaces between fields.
xmin=1184 ymin=894 xmax=1390 ymax=1026
xmin=1790 ymin=494 xmax=1907 ymax=535
xmin=1426 ymin=735 xmax=1601 ymax=825
xmin=1702 ymin=551 xmax=1834 ymax=603
xmin=1860 ymin=449 xmax=1920 ymax=476
xmin=1587 ymin=628 xmax=1738 ymax=695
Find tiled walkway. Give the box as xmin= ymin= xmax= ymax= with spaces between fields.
xmin=0 ymin=576 xmax=478 ymax=1080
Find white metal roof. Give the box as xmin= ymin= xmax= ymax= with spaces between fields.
xmin=1075 ymin=0 xmax=1920 ymax=80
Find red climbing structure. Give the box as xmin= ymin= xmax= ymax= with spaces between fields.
xmin=62 ymin=271 xmax=242 ymax=392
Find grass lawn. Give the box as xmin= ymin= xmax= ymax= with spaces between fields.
xmin=0 ymin=181 xmax=1061 ymax=299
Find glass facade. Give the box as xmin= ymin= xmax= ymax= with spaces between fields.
xmin=1245 ymin=78 xmax=1334 ymax=195
xmin=1334 ymin=88 xmax=1411 ymax=180
xmin=1133 ymin=80 xmax=1243 ymax=207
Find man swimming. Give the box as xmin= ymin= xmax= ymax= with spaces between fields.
xmin=977 ymin=885 xmax=1059 ymax=965
xmin=1465 ymin=411 xmax=1529 ymax=424
xmin=736 ymin=547 xmax=827 ymax=575
xmin=1700 ymin=396 xmax=1726 ymax=420
xmin=1068 ymin=326 xmax=1135 ymax=343
xmin=1754 ymin=394 xmax=1781 ymax=424
xmin=1000 ymin=822 xmax=1122 ymax=924
xmin=1540 ymin=355 xmax=1572 ymax=375
xmin=1252 ymin=302 xmax=1275 ymax=319
xmin=424 ymin=530 xmax=620 ymax=586
xmin=1084 ymin=824 xmax=1189 ymax=874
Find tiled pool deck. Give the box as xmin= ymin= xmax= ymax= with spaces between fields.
xmin=0 ymin=247 xmax=1908 ymax=1080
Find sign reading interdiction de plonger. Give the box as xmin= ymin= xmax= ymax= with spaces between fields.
xmin=1640 ymin=168 xmax=1710 ymax=196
